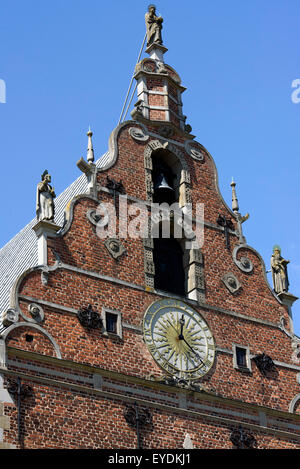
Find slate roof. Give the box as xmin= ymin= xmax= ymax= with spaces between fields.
xmin=0 ymin=153 xmax=110 ymax=316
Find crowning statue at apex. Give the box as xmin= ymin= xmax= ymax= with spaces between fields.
xmin=145 ymin=4 xmax=164 ymax=47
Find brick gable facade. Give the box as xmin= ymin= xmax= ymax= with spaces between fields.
xmin=0 ymin=18 xmax=299 ymax=451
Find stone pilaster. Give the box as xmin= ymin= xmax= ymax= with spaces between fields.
xmin=0 ymin=375 xmax=16 ymax=449
xmin=32 ymin=220 xmax=61 ymax=266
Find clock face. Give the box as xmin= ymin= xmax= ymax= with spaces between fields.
xmin=143 ymin=299 xmax=215 ymax=380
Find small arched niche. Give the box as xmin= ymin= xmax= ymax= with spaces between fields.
xmin=144 ymin=140 xmax=191 ymax=210
xmin=152 ymin=149 xmax=180 ymax=205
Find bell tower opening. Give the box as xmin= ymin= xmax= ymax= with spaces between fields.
xmin=152 ymin=158 xmax=175 ymax=205
xmin=153 ymin=236 xmax=185 ymax=296
xmin=151 ymin=148 xmax=184 ymax=206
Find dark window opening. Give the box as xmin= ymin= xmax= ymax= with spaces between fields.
xmin=153 ymin=237 xmax=185 ymax=296
xmin=106 ymin=313 xmax=118 ymax=334
xmin=236 ymin=347 xmax=247 ymax=368
xmin=25 ymin=334 xmax=34 ymax=343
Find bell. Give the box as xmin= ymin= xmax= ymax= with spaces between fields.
xmin=153 ymin=171 xmax=175 ymax=204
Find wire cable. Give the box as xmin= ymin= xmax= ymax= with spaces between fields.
xmin=118 ymin=33 xmax=147 ymax=125
xmin=122 ymin=82 xmax=138 ymax=123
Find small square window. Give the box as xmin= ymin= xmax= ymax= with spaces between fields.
xmin=101 ymin=308 xmax=122 ymax=339
xmin=233 ymin=344 xmax=251 ymax=372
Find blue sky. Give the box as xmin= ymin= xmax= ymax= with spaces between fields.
xmin=1 ymin=1 xmax=300 ymax=334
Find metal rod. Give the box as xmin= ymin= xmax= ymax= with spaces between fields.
xmin=122 ymin=82 xmax=138 ymax=123
xmin=118 ymin=33 xmax=147 ymax=125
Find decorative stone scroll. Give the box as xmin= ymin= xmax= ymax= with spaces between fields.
xmin=1 ymin=308 xmax=19 ymax=327
xmin=86 ymin=208 xmax=104 ymax=227
xmin=232 ymin=245 xmax=253 ymax=273
xmin=2 ymin=303 xmax=44 ymax=327
xmin=184 ymin=141 xmax=205 ymax=162
xmin=129 ymin=126 xmax=150 ymax=143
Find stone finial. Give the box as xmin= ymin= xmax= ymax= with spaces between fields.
xmin=76 ymin=127 xmax=97 ymax=196
xmin=230 ymin=178 xmax=249 ymax=243
xmin=231 ymin=178 xmax=239 ymax=213
xmin=87 ymin=127 xmax=95 ymax=164
xmin=36 ymin=170 xmax=56 ymax=222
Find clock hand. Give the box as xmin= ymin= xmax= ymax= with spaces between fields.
xmin=182 ymin=337 xmax=205 ymax=365
xmin=167 ymin=319 xmax=179 ymax=335
xmin=167 ymin=316 xmax=205 ymax=365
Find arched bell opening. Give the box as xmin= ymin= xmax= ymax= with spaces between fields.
xmin=144 ymin=141 xmax=201 ymax=300
xmin=151 ymin=149 xmax=183 ymax=206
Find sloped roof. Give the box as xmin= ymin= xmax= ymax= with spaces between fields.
xmin=0 ymin=153 xmax=110 ymax=316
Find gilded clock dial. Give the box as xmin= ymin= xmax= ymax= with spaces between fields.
xmin=143 ymin=299 xmax=215 ymax=380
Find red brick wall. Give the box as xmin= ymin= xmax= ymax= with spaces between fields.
xmin=2 ymin=118 xmax=299 ymax=449
xmin=2 ymin=369 xmax=300 ymax=449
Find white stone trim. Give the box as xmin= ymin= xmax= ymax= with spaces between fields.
xmin=289 ymin=394 xmax=300 ymax=413
xmin=101 ymin=307 xmax=123 ymax=340
xmin=232 ymin=343 xmax=252 ymax=372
